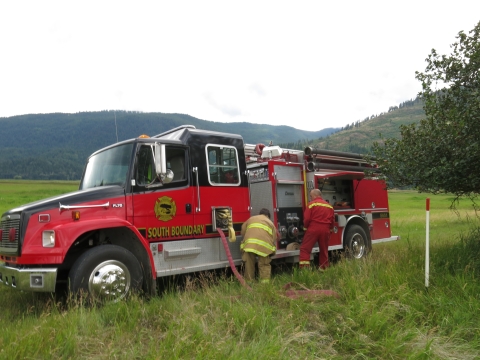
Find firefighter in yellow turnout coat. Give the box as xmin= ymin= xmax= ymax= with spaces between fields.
xmin=240 ymin=208 xmax=277 ymax=283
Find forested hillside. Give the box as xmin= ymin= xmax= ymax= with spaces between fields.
xmin=0 ymin=111 xmax=335 ymax=180
xmin=307 ymin=98 xmax=424 ymax=153
xmin=277 ymin=98 xmax=424 ymax=153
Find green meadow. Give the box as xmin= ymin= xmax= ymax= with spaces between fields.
xmin=0 ymin=181 xmax=479 ymax=359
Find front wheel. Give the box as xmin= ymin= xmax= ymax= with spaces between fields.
xmin=344 ymin=225 xmax=370 ymax=259
xmin=69 ymin=245 xmax=143 ymax=303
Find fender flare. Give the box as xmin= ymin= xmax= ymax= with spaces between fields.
xmin=55 ymin=218 xmax=156 ymax=279
xmin=341 ymin=215 xmax=371 ymax=246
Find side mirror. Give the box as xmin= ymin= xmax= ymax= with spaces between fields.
xmin=154 ymin=143 xmax=166 ymax=175
xmin=153 ymin=143 xmax=173 ymax=185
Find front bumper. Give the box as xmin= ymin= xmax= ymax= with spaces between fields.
xmin=0 ymin=263 xmax=57 ymax=292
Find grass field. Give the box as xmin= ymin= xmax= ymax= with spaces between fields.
xmin=0 ymin=181 xmax=479 ymax=359
xmin=0 ymin=179 xmax=79 ymax=212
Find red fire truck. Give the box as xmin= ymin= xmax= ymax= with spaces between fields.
xmin=0 ymin=125 xmax=398 ymax=301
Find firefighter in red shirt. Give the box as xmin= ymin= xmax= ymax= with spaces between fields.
xmin=300 ymin=189 xmax=335 ymax=269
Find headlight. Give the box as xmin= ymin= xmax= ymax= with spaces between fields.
xmin=42 ymin=230 xmax=55 ymax=247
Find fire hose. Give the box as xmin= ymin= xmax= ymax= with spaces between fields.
xmin=217 ymin=228 xmax=252 ymax=291
xmin=282 ymin=282 xmax=340 ymax=299
xmin=217 ymin=228 xmax=340 ymax=298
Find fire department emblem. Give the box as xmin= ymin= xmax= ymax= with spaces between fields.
xmin=154 ymin=196 xmax=176 ymax=222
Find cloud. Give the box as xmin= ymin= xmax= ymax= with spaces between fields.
xmin=1 ymin=1 xmax=480 ymax=132
xmin=248 ymin=83 xmax=266 ymax=97
xmin=204 ymin=92 xmax=243 ymax=117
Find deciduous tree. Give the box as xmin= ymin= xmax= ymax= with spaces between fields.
xmin=372 ymin=21 xmax=480 ymax=205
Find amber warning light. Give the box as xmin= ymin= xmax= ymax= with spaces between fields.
xmin=72 ymin=211 xmax=81 ymax=221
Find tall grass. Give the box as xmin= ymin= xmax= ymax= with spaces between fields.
xmin=0 ymin=184 xmax=479 ymax=359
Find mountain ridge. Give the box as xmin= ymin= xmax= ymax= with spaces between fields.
xmin=0 ymin=111 xmax=336 ymax=180
xmin=0 ymin=100 xmax=425 ymax=180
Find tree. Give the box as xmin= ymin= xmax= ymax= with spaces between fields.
xmin=372 ymin=21 xmax=480 ymax=205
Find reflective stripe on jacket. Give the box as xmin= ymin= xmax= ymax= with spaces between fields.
xmin=241 ymin=214 xmax=277 ymax=257
xmin=303 ymin=197 xmax=334 ymax=229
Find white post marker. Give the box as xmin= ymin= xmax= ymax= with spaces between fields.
xmin=425 ymin=198 xmax=430 ymax=288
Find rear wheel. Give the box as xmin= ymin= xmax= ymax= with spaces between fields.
xmin=69 ymin=245 xmax=143 ymax=303
xmin=344 ymin=225 xmax=370 ymax=259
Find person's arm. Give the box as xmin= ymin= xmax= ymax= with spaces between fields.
xmin=329 ymin=209 xmax=335 ymax=230
xmin=303 ymin=205 xmax=311 ymax=229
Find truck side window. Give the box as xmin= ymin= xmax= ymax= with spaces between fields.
xmin=206 ymin=145 xmax=240 ymax=185
xmin=136 ymin=145 xmax=154 ymax=186
xmin=166 ymin=148 xmax=186 ymax=182
xmin=136 ymin=146 xmax=187 ymax=186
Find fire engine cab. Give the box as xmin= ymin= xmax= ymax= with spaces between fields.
xmin=0 ymin=125 xmax=398 ymax=302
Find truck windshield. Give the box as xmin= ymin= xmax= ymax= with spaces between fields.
xmin=80 ymin=143 xmax=134 ymax=190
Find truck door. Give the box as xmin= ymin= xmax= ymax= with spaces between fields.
xmin=131 ymin=144 xmax=195 ymax=242
xmin=192 ymin=143 xmax=250 ymax=239
xmin=354 ymin=178 xmax=391 ymax=241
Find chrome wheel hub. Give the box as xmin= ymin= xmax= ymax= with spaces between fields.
xmin=351 ymin=234 xmax=366 ymax=259
xmin=88 ymin=260 xmax=131 ymax=302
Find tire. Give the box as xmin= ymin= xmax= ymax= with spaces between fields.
xmin=344 ymin=224 xmax=370 ymax=259
xmin=69 ymin=245 xmax=143 ymax=303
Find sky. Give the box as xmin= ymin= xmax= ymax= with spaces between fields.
xmin=1 ymin=1 xmax=479 ymax=131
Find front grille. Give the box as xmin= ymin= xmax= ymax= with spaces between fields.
xmin=0 ymin=214 xmax=21 ymax=255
